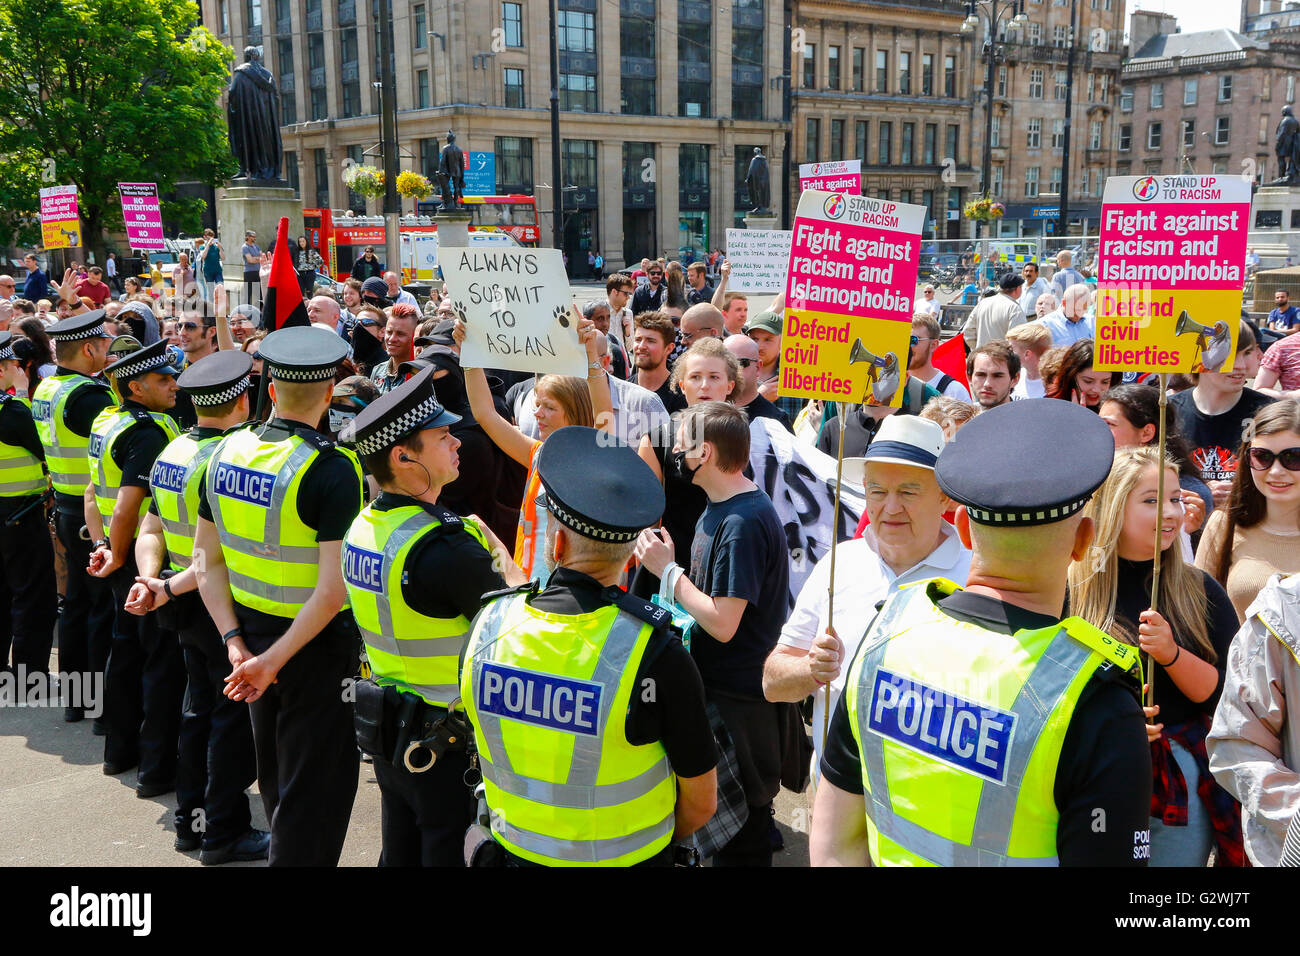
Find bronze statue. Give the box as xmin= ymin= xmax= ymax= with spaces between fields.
xmin=1272 ymin=106 xmax=1300 ymax=186
xmin=745 ymin=147 xmax=772 ymax=215
xmin=226 ymin=46 xmax=283 ymax=181
xmin=437 ymin=130 xmax=466 ymax=208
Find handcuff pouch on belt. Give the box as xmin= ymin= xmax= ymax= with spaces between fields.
xmin=352 ymin=678 xmax=471 ymax=773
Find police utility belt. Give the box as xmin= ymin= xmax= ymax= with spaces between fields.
xmin=353 ymin=679 xmax=473 ymax=774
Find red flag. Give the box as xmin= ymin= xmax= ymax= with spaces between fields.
xmin=262 ymin=216 xmax=310 ymax=331
xmin=931 ymin=334 xmax=969 ymax=394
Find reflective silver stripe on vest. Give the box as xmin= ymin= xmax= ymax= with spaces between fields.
xmin=487 ymin=752 xmax=674 ymax=810
xmin=856 ymin=625 xmax=1079 ymax=867
xmin=493 ymin=811 xmax=676 ymax=865
xmin=467 ymin=596 xmax=519 ymax=774
xmin=158 ymin=441 xmax=220 ymax=569
xmin=225 ymin=571 xmax=318 ymax=605
xmin=0 ymin=477 xmax=43 ymax=494
xmin=44 ymin=378 xmax=93 ymax=484
xmin=92 ymin=413 xmax=143 ymax=500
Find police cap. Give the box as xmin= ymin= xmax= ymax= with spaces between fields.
xmin=536 ymin=426 xmax=665 ymax=543
xmin=342 ymin=365 xmax=460 ymax=457
xmin=103 ymin=338 xmax=183 ymax=383
xmin=0 ymin=331 xmax=14 ymax=362
xmin=935 ymin=399 xmax=1114 ymax=526
xmin=47 ymin=309 xmax=112 ymax=342
xmin=177 ymin=350 xmax=254 ymax=407
xmin=258 ymin=326 xmax=349 ymax=383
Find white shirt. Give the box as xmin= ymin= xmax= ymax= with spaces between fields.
xmin=513 ymin=373 xmax=670 ymax=448
xmin=917 ymin=297 xmax=940 ymax=317
xmin=106 ymin=259 xmax=117 ymax=277
xmin=392 ymin=289 xmax=418 ymax=308
xmin=1021 ymin=276 xmax=1051 ymax=316
xmin=962 ymin=292 xmax=1026 ymax=349
xmin=925 ymin=368 xmax=971 ymax=402
xmin=777 ymin=521 xmax=972 ymax=768
xmin=1012 ymin=374 xmax=1045 ymax=400
xmin=1039 ymin=309 xmax=1095 ymax=347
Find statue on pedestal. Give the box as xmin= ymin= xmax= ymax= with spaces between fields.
xmin=226 ymin=47 xmax=283 ymax=181
xmin=1271 ymin=106 xmax=1300 ymax=186
xmin=437 ymin=130 xmax=466 ymax=208
xmin=745 ymin=147 xmax=772 ymax=215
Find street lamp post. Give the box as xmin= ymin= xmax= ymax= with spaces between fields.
xmin=962 ymin=0 xmax=1026 ymax=241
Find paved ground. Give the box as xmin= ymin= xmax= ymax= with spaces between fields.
xmin=0 ymin=650 xmax=810 ymax=867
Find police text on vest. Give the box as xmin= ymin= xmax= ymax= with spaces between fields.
xmin=342 ymin=544 xmax=385 ymax=593
xmin=212 ymin=462 xmax=275 ymax=507
xmin=478 ymin=662 xmax=602 ymax=736
xmin=867 ymin=668 xmax=1017 ymax=785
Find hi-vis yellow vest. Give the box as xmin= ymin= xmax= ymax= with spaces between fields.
xmin=343 ymin=502 xmax=490 ymax=707
xmin=462 ymin=590 xmax=677 ymax=867
xmin=0 ymin=395 xmax=46 ymax=498
xmin=87 ymin=405 xmax=180 ymax=530
xmin=206 ymin=425 xmax=362 ymax=619
xmin=32 ymin=373 xmax=109 ymax=495
xmin=845 ymin=578 xmax=1142 ymax=867
xmin=150 ymin=430 xmax=223 ymax=572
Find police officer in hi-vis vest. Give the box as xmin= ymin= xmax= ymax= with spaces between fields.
xmin=124 ymin=350 xmax=266 ymax=865
xmin=85 ymin=339 xmax=184 ymax=790
xmin=340 ymin=366 xmax=526 ymax=865
xmin=810 ymin=400 xmax=1153 ymax=867
xmin=0 ymin=331 xmax=57 ymax=681
xmin=193 ymin=325 xmax=363 ymax=867
xmin=32 ymin=310 xmax=115 ymax=723
xmin=461 ymin=426 xmax=719 ymax=867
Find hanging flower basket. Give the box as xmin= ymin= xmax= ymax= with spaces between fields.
xmin=342 ymin=163 xmax=386 ymax=198
xmin=963 ymin=197 xmax=1005 ymax=222
xmin=395 ymin=170 xmax=434 ymax=200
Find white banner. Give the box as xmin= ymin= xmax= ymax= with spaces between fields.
xmin=440 ymin=246 xmax=585 ymax=376
xmin=724 ymin=228 xmax=792 ymax=294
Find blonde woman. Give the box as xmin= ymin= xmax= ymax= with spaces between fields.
xmin=1069 ymin=446 xmax=1245 ymax=867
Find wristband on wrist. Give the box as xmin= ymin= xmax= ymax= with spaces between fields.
xmin=221 ymin=626 xmax=242 ymax=645
xmin=163 ymin=578 xmax=175 ymax=601
xmin=93 ymin=538 xmax=108 ymax=550
xmin=1161 ymin=645 xmax=1181 ymax=668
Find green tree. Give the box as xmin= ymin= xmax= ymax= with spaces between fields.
xmin=0 ymin=0 xmax=237 ymax=264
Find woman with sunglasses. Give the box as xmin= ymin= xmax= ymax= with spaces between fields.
xmin=1196 ymin=399 xmax=1300 ymax=621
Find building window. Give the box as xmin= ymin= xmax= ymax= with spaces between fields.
xmin=419 ymin=138 xmax=439 ymax=181
xmin=1025 ymin=166 xmax=1039 ymax=198
xmin=899 ymin=51 xmax=911 ymax=95
xmin=1219 ymin=74 xmax=1233 ymax=102
xmin=679 ymin=143 xmax=708 ymax=191
xmin=876 ymin=50 xmax=888 ymax=93
xmin=1288 ymin=75 xmax=1296 ymax=103
xmin=313 ymin=148 xmax=329 ymax=208
xmin=946 ymin=124 xmax=959 ymax=165
xmin=504 ymin=67 xmax=524 ymax=108
xmin=1027 ymin=21 xmax=1041 ymax=44
xmin=1118 ymin=123 xmax=1131 ymax=151
xmin=852 ymin=48 xmax=864 ymax=91
xmin=923 ymin=123 xmax=937 ymax=164
xmin=805 ymin=118 xmax=820 ymax=163
xmin=219 ymin=0 xmax=229 ymax=33
xmin=558 ymin=10 xmax=595 ymax=52
xmin=803 ymin=42 xmax=816 ymax=88
xmin=991 ymin=164 xmax=1003 ymax=197
xmin=921 ymin=53 xmax=933 ymax=95
xmin=1148 ymin=121 xmax=1162 ymax=149
xmin=414 ymin=4 xmax=426 ymax=49
xmin=827 ymin=45 xmax=840 ymax=90
xmin=997 ymin=65 xmax=1007 ymax=97
xmin=1055 ymin=71 xmax=1067 ymax=100
xmin=284 ymin=150 xmax=299 ymax=196
xmin=311 ymin=86 xmax=327 ymax=120
xmin=830 ymin=119 xmax=845 ymax=160
xmin=1216 ymin=116 xmax=1231 ymax=145
xmin=900 ymin=122 xmax=914 ymax=164
xmin=878 ymin=121 xmax=892 ymax=164
xmin=990 ymin=115 xmax=1001 ymax=148
xmin=502 ymin=2 xmax=523 ymax=47
xmin=855 ymin=120 xmax=868 ymax=160
xmin=1051 ymin=118 xmax=1064 ymax=149
xmin=1026 ymin=117 xmax=1041 ymax=149
xmin=416 ymin=70 xmax=429 ymax=109
xmin=277 ymin=37 xmax=296 ymax=124
xmin=1029 ymin=69 xmax=1043 ymax=99
xmin=1150 ymin=83 xmax=1163 ymax=109
xmin=1052 ymin=24 xmax=1067 ymax=47
xmin=1184 ymin=78 xmax=1197 ymax=106
xmin=1049 ymin=166 xmax=1062 ymax=193
xmin=1182 ymin=118 xmax=1195 ymax=149
xmin=623 ymin=76 xmax=654 ymax=115
xmin=560 ymin=72 xmax=597 ymax=112
xmin=1089 ymin=120 xmax=1102 ymax=150
xmin=679 ymin=11 xmax=711 ymax=116
xmin=1117 ymin=81 xmax=1134 ymax=108
xmin=945 ymin=55 xmax=957 ymax=97
xmin=495 ymin=136 xmax=534 ymax=192
xmin=340 ymin=27 xmax=360 ymax=117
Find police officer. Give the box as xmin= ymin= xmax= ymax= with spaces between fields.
xmin=32 ymin=310 xmax=115 ymax=723
xmin=86 ymin=339 xmax=184 ymax=789
xmin=0 ymin=332 xmax=57 ymax=681
xmin=809 ymin=400 xmax=1153 ymax=867
xmin=124 ymin=350 xmax=266 ymax=864
xmin=340 ymin=366 xmax=525 ymax=865
xmin=192 ymin=325 xmax=363 ymax=867
xmin=461 ymin=426 xmax=719 ymax=867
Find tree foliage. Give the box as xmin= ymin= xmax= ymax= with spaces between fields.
xmin=0 ymin=0 xmax=238 ymax=259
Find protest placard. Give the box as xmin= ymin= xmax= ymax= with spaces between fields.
xmin=1094 ymin=174 xmax=1252 ymax=374
xmin=440 ymin=246 xmax=584 ymax=376
xmin=799 ymin=160 xmax=862 ymax=196
xmin=39 ymin=185 xmax=80 ymax=249
xmin=780 ymin=190 xmax=924 ymax=407
xmin=724 ymin=228 xmax=792 ymax=293
xmin=118 ymin=183 xmax=166 ymax=251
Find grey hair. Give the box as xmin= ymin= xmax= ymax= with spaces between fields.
xmin=581 ymin=299 xmax=609 ymax=320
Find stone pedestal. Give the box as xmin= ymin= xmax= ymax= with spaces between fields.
xmin=433 ymin=209 xmax=473 ymax=250
xmin=1250 ymin=187 xmax=1300 ymax=266
xmin=743 ymin=213 xmax=779 ymax=231
xmin=216 ymin=183 xmax=303 ymax=280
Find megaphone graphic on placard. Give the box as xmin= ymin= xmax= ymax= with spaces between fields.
xmin=848 ymin=338 xmax=900 ymax=405
xmin=1174 ymin=311 xmax=1231 ymax=373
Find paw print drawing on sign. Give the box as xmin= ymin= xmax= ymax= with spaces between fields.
xmin=452 ymin=301 xmax=468 ymax=323
xmin=553 ymin=304 xmax=571 ymax=328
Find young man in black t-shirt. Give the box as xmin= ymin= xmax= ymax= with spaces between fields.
xmin=636 ymin=400 xmax=789 ymax=866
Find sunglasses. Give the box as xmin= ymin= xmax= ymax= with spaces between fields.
xmin=648 ymin=271 xmax=663 ymax=277
xmin=178 ymin=322 xmax=204 ymax=332
xmin=736 ymin=357 xmax=756 ymax=368
xmin=1248 ymin=446 xmax=1300 ymax=471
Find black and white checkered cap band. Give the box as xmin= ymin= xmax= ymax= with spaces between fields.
xmin=0 ymin=344 xmax=13 ymax=362
xmin=964 ymin=495 xmax=1090 ymax=526
xmin=50 ymin=323 xmax=107 ymax=342
xmin=545 ymin=494 xmax=638 ymax=543
xmin=111 ymin=350 xmax=174 ymax=380
xmin=267 ymin=363 xmax=338 ymax=383
xmin=190 ymin=375 xmax=251 ymax=407
xmin=354 ymin=394 xmax=440 ymax=456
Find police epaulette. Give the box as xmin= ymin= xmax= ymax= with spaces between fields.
xmin=295 ymin=430 xmax=335 ymax=451
xmin=603 ymin=586 xmax=674 ymax=631
xmin=480 ymin=580 xmax=539 ymax=604
xmin=127 ymin=408 xmax=156 ymax=424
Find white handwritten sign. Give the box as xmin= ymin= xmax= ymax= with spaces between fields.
xmin=440 ymin=247 xmax=585 ymax=376
xmin=725 ymin=228 xmax=793 ymax=294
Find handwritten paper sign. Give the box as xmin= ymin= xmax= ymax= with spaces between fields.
xmin=780 ymin=190 xmax=924 ymax=407
xmin=1095 ymin=175 xmax=1251 ymax=374
xmin=118 ymin=183 xmax=166 ymax=251
xmin=799 ymin=160 xmax=862 ymax=195
xmin=724 ymin=228 xmax=792 ymax=293
xmin=40 ymin=185 xmax=80 ymax=249
xmin=440 ymin=246 xmax=585 ymax=376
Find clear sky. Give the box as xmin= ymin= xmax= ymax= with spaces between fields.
xmin=1124 ymin=0 xmax=1241 ymax=37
